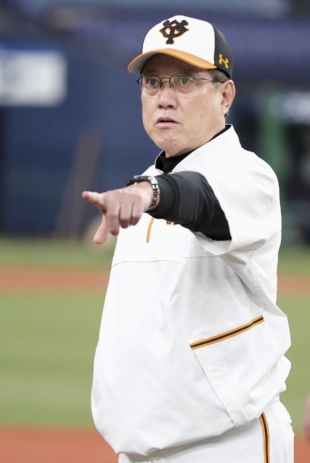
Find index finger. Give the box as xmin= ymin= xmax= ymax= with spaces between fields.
xmin=82 ymin=191 xmax=105 ymax=209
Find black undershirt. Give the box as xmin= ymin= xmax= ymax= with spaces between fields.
xmin=148 ymin=127 xmax=231 ymax=241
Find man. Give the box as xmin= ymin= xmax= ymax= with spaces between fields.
xmin=83 ymin=16 xmax=293 ymax=463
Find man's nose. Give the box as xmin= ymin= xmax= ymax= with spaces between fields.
xmin=157 ymin=82 xmax=177 ymax=107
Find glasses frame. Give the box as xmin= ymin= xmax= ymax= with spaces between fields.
xmin=136 ymin=73 xmax=224 ymax=94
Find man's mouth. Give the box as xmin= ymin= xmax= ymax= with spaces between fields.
xmin=156 ymin=117 xmax=178 ymax=125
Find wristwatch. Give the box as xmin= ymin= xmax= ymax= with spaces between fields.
xmin=127 ymin=175 xmax=159 ymax=209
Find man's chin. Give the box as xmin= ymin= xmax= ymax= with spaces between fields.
xmin=153 ymin=138 xmax=183 ymax=157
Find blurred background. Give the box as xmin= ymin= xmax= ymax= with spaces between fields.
xmin=1 ymin=1 xmax=310 ymax=462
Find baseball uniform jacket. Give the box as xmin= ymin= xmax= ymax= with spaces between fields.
xmin=91 ymin=125 xmax=291 ymax=461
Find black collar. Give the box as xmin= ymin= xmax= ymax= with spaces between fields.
xmin=155 ymin=125 xmax=230 ymax=174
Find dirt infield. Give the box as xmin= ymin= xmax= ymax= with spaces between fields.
xmin=1 ymin=264 xmax=310 ymax=295
xmin=0 ymin=428 xmax=309 ymax=463
xmin=278 ymin=275 xmax=310 ymax=296
xmin=0 ymin=428 xmax=117 ymax=463
xmin=0 ymin=265 xmax=110 ymax=293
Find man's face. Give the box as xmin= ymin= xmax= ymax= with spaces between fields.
xmin=141 ymin=54 xmax=231 ymax=158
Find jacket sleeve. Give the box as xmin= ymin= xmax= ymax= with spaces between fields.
xmin=149 ymin=171 xmax=231 ymax=241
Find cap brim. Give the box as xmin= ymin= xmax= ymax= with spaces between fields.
xmin=128 ymin=49 xmax=217 ymax=73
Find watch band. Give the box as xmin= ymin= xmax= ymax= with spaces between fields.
xmin=127 ymin=175 xmax=159 ymax=208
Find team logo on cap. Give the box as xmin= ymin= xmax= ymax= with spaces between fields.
xmin=159 ymin=19 xmax=189 ymax=44
xmin=219 ymin=54 xmax=229 ymax=69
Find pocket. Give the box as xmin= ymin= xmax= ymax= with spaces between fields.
xmin=188 ymin=312 xmax=282 ymax=427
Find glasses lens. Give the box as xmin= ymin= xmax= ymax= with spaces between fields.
xmin=138 ymin=74 xmax=197 ymax=95
xmin=141 ymin=76 xmax=161 ymax=94
xmin=171 ymin=74 xmax=195 ymax=93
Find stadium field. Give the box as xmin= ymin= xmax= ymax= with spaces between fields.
xmin=0 ymin=238 xmax=310 ymax=462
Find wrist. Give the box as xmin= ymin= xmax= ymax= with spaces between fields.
xmin=127 ymin=175 xmax=160 ymax=210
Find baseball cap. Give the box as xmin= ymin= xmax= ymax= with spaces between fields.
xmin=128 ymin=15 xmax=233 ymax=78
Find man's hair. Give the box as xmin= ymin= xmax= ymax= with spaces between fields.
xmin=208 ymin=69 xmax=231 ymax=118
xmin=209 ymin=69 xmax=230 ymax=83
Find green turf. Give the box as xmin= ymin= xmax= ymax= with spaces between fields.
xmin=278 ymin=247 xmax=310 ymax=274
xmin=2 ymin=292 xmax=309 ymax=432
xmin=279 ymin=295 xmax=310 ymax=434
xmin=0 ymin=236 xmax=309 ymax=274
xmin=0 ymin=237 xmax=310 ymax=274
xmin=1 ymin=237 xmax=310 ymax=434
xmin=0 ymin=237 xmax=114 ymax=268
xmin=0 ymin=292 xmax=105 ymax=427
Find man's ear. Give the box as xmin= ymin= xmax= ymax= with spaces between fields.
xmin=221 ymin=80 xmax=236 ymax=116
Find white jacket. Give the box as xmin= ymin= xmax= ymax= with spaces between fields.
xmin=91 ymin=126 xmax=291 ymax=461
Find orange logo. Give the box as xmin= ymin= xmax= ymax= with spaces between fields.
xmin=219 ymin=54 xmax=229 ymax=69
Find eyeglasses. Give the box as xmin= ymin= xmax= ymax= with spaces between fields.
xmin=136 ymin=73 xmax=222 ymax=96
